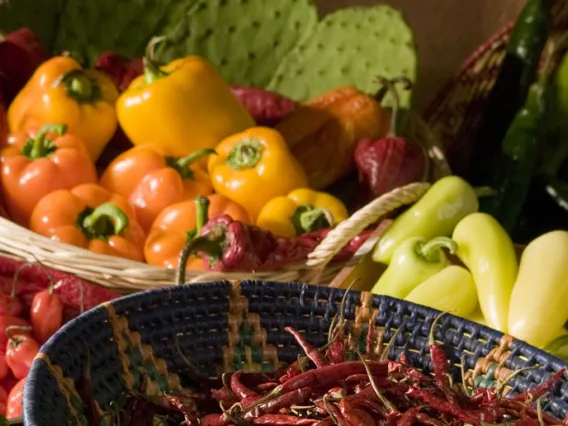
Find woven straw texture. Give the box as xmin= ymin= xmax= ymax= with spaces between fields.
xmin=24 ymin=281 xmax=568 ymax=426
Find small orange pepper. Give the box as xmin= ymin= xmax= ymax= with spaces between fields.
xmin=99 ymin=144 xmax=215 ymax=232
xmin=145 ymin=194 xmax=251 ymax=269
xmin=0 ymin=123 xmax=97 ymax=226
xmin=29 ymin=183 xmax=146 ymax=261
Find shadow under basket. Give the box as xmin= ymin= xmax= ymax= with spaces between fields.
xmin=24 ymin=281 xmax=568 ymax=425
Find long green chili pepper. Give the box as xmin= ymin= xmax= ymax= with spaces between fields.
xmin=543 ymin=175 xmax=568 ymax=212
xmin=469 ymin=0 xmax=551 ymax=185
xmin=480 ymin=68 xmax=550 ymax=233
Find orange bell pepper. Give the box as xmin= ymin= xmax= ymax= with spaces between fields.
xmin=29 ymin=183 xmax=146 ymax=261
xmin=7 ymin=56 xmax=118 ymax=161
xmin=145 ymin=194 xmax=251 ymax=269
xmin=99 ymin=144 xmax=216 ymax=232
xmin=0 ymin=123 xmax=97 ymax=226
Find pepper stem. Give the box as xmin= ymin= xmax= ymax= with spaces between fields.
xmin=415 ymin=237 xmax=457 ymax=262
xmin=79 ymin=203 xmax=129 ymax=240
xmin=428 ymin=311 xmax=448 ymax=346
xmin=376 ymin=76 xmax=413 ymax=138
xmin=144 ymin=36 xmax=169 ymax=84
xmin=165 ymin=149 xmax=217 ymax=180
xmin=59 ymin=70 xmax=102 ymax=104
xmin=23 ymin=124 xmax=67 ymax=160
xmin=6 ymin=325 xmax=33 ymax=341
xmin=474 ymin=186 xmax=497 ymax=198
xmin=176 ymin=229 xmax=226 ymax=286
xmin=226 ymin=139 xmax=264 ymax=170
xmin=291 ymin=205 xmax=333 ymax=235
xmin=186 ymin=196 xmax=211 ymax=242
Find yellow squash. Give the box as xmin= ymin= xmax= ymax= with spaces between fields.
xmin=256 ymin=189 xmax=348 ymax=238
xmin=116 ymin=38 xmax=255 ymax=157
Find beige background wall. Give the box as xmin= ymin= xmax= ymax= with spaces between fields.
xmin=317 ymin=0 xmax=525 ymax=110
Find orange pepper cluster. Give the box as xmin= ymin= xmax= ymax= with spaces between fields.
xmin=0 ymin=39 xmax=390 ymax=272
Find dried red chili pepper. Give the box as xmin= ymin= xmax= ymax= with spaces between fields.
xmin=230 ymin=370 xmax=261 ymax=401
xmin=354 ymin=77 xmax=426 ymax=202
xmin=164 ymin=393 xmax=200 ymax=425
xmin=229 ymin=85 xmax=297 ymax=127
xmin=0 ymin=28 xmax=50 ymax=102
xmin=428 ymin=313 xmax=451 ymax=387
xmin=95 ymin=52 xmax=143 ymax=92
xmin=396 ymin=407 xmax=422 ymax=426
xmin=76 ymin=356 xmax=101 ymax=426
xmin=251 ymin=414 xmax=318 ymax=425
xmin=285 ymin=327 xmax=327 ymax=369
xmin=246 ymin=388 xmax=312 ymax=419
xmin=510 ymin=368 xmax=566 ymax=402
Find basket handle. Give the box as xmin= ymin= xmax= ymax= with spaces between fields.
xmin=306 ymin=182 xmax=431 ymax=268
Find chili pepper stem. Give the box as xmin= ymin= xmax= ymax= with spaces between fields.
xmin=165 ymin=149 xmax=217 ymax=180
xmin=80 ymin=202 xmax=130 ymax=240
xmin=176 ymin=231 xmax=225 ymax=286
xmin=416 ymin=237 xmax=457 ymax=262
xmin=25 ymin=124 xmax=67 ymax=160
xmin=355 ymin=350 xmax=397 ymax=414
xmin=376 ymin=76 xmax=412 ymax=138
xmin=194 ymin=197 xmax=210 ymax=235
xmin=5 ymin=325 xmax=33 ymax=340
xmin=428 ymin=312 xmax=447 ymax=347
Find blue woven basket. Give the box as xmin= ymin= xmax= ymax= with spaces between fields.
xmin=23 ymin=280 xmax=568 ymax=425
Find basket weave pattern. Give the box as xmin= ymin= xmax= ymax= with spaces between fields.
xmin=24 ymin=281 xmax=568 ymax=425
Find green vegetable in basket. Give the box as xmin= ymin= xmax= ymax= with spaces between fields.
xmin=372 ymin=176 xmax=479 ymax=265
xmin=480 ymin=68 xmax=550 ymax=233
xmin=509 ymin=230 xmax=568 ymax=348
xmin=404 ymin=265 xmax=478 ymax=318
xmin=370 ymin=236 xmax=456 ymax=299
xmin=468 ymin=0 xmax=551 ymax=186
xmin=452 ymin=213 xmax=518 ymax=333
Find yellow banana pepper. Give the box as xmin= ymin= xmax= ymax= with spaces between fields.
xmin=405 ymin=266 xmax=478 ymax=318
xmin=208 ymin=127 xmax=308 ymax=221
xmin=508 ymin=230 xmax=568 ymax=348
xmin=256 ymin=188 xmax=349 ymax=238
xmin=7 ymin=56 xmax=118 ymax=161
xmin=452 ymin=213 xmax=518 ymax=333
xmin=116 ymin=38 xmax=255 ymax=157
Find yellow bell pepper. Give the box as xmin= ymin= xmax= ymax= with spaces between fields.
xmin=256 ymin=188 xmax=349 ymax=238
xmin=7 ymin=56 xmax=118 ymax=161
xmin=508 ymin=230 xmax=568 ymax=348
xmin=208 ymin=127 xmax=308 ymax=221
xmin=116 ymin=38 xmax=255 ymax=158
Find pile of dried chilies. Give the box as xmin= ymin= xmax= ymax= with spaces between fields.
xmin=81 ymin=312 xmax=568 ymax=426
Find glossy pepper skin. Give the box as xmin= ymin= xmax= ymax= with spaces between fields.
xmin=208 ymin=127 xmax=308 ymax=221
xmin=145 ymin=194 xmax=251 ymax=269
xmin=372 ymin=176 xmax=480 ymax=265
xmin=276 ymin=86 xmax=389 ymax=189
xmin=452 ymin=213 xmax=518 ymax=333
xmin=100 ymin=144 xmax=215 ymax=232
xmin=29 ymin=183 xmax=146 ymax=261
xmin=0 ymin=124 xmax=97 ymax=226
xmin=371 ymin=237 xmax=456 ymax=299
xmin=256 ymin=188 xmax=348 ymax=238
xmin=7 ymin=56 xmax=119 ymax=161
xmin=405 ymin=265 xmax=478 ymax=318
xmin=116 ymin=38 xmax=255 ymax=157
xmin=508 ymin=230 xmax=568 ymax=348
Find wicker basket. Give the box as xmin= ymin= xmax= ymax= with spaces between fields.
xmin=0 ymin=107 xmax=448 ymax=290
xmin=24 ymin=281 xmax=568 ymax=425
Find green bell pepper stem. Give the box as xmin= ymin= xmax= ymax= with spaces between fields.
xmin=226 ymin=139 xmax=264 ymax=170
xmin=143 ymin=36 xmax=169 ymax=84
xmin=24 ymin=123 xmax=67 ymax=160
xmin=80 ymin=202 xmax=129 ymax=240
xmin=165 ymin=149 xmax=217 ymax=180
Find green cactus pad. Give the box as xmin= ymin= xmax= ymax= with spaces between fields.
xmin=268 ymin=5 xmax=417 ymax=107
xmin=155 ymin=0 xmax=318 ymax=88
xmin=49 ymin=0 xmax=200 ymax=65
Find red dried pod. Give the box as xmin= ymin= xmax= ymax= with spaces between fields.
xmin=95 ymin=52 xmax=143 ymax=92
xmin=354 ymin=77 xmax=427 ymax=201
xmin=0 ymin=28 xmax=50 ymax=102
xmin=230 ymin=85 xmax=296 ymax=127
